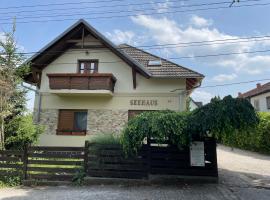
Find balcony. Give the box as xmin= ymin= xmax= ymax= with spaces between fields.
xmin=47 ymin=73 xmax=116 ymax=96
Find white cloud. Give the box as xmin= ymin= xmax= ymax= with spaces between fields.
xmin=212 ymin=73 xmax=237 ymax=82
xmin=105 ymin=30 xmax=135 ymax=45
xmin=191 ymin=90 xmax=215 ymax=104
xmin=190 ymin=15 xmax=213 ymax=27
xmin=152 ymin=0 xmax=172 ymax=13
xmin=130 ymin=15 xmax=270 ymax=75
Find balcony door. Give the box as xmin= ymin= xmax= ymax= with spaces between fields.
xmin=78 ymin=60 xmax=98 ymax=74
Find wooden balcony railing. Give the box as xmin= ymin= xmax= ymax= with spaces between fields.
xmin=47 ymin=73 xmax=116 ymax=92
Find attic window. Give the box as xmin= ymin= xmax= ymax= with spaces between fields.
xmin=148 ymin=60 xmax=162 ymax=66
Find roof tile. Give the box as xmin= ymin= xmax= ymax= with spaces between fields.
xmin=118 ymin=44 xmax=204 ymax=78
xmin=239 ymin=82 xmax=270 ymax=98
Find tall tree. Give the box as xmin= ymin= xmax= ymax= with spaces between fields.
xmin=0 ymin=22 xmax=29 ymax=149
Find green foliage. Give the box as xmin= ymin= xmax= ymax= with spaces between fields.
xmin=0 ymin=22 xmax=30 ymax=149
xmin=72 ymin=168 xmax=86 ymax=186
xmin=120 ymin=96 xmax=259 ymax=156
xmin=120 ymin=111 xmax=190 ymax=156
xmin=5 ymin=114 xmax=44 ymax=149
xmin=221 ymin=112 xmax=270 ymax=154
xmin=0 ymin=171 xmax=21 ymax=188
xmin=89 ymin=133 xmax=120 ymax=145
xmin=188 ymin=95 xmax=259 ymax=139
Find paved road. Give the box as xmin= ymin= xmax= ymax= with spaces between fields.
xmin=1 ymin=145 xmax=270 ymax=200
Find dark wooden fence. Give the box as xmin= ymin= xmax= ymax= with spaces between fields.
xmin=0 ymin=138 xmax=218 ymax=181
xmin=86 ymin=138 xmax=218 ymax=179
xmin=0 ymin=150 xmax=24 ymax=177
xmin=87 ymin=143 xmax=148 ymax=179
xmin=26 ymin=146 xmax=85 ymax=181
xmin=148 ymin=138 xmax=218 ymax=177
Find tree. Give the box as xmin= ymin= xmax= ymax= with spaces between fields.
xmin=188 ymin=95 xmax=259 ymax=140
xmin=0 ymin=21 xmax=29 ymax=149
xmin=5 ymin=114 xmax=43 ymax=150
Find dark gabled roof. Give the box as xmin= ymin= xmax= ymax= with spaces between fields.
xmin=238 ymin=82 xmax=270 ymax=98
xmin=24 ymin=19 xmax=151 ymax=83
xmin=118 ymin=44 xmax=204 ymax=78
xmin=24 ymin=19 xmax=204 ymax=85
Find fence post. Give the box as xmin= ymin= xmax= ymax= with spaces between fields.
xmin=84 ymin=141 xmax=89 ymax=174
xmin=147 ymin=137 xmax=151 ymax=175
xmin=23 ymin=144 xmax=28 ymax=180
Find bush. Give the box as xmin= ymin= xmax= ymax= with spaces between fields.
xmin=89 ymin=133 xmax=120 ymax=145
xmin=120 ymin=96 xmax=259 ymax=156
xmin=189 ymin=96 xmax=259 ymax=139
xmin=5 ymin=113 xmax=44 ymax=149
xmin=221 ymin=112 xmax=270 ymax=154
xmin=120 ymin=111 xmax=190 ymax=156
xmin=0 ymin=172 xmax=22 ymax=188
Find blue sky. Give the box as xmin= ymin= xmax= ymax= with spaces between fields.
xmin=1 ymin=0 xmax=270 ymax=110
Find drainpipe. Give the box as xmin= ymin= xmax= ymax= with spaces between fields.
xmin=21 ymin=83 xmax=42 ymax=123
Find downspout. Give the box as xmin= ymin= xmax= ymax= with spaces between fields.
xmin=170 ymin=79 xmax=202 ymax=111
xmin=21 ymin=83 xmax=42 ymax=123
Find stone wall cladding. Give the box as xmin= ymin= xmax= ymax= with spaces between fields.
xmin=87 ymin=109 xmax=128 ymax=135
xmin=36 ymin=109 xmax=128 ymax=135
xmin=37 ymin=109 xmax=58 ymax=135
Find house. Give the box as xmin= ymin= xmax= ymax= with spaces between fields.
xmin=23 ymin=19 xmax=204 ymax=146
xmin=238 ymin=82 xmax=270 ymax=112
xmin=189 ymin=98 xmax=203 ymax=111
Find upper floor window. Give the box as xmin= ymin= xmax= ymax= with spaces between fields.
xmin=266 ymin=96 xmax=270 ymax=109
xmin=78 ymin=60 xmax=98 ymax=74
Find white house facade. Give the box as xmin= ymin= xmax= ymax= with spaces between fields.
xmin=24 ymin=19 xmax=204 ymax=147
xmin=238 ymin=83 xmax=270 ymax=112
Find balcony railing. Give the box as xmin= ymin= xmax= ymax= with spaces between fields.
xmin=47 ymin=73 xmax=116 ymax=92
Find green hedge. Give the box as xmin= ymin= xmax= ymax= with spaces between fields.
xmin=120 ymin=96 xmax=259 ymax=156
xmin=120 ymin=111 xmax=190 ymax=156
xmin=220 ymin=112 xmax=270 ymax=154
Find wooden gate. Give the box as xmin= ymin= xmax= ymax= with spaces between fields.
xmin=148 ymin=138 xmax=218 ymax=177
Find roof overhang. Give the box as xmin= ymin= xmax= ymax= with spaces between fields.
xmin=23 ymin=19 xmax=151 ymax=84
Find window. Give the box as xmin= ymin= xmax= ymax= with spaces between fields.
xmin=57 ymin=110 xmax=87 ymax=135
xmin=254 ymin=99 xmax=260 ymax=111
xmin=266 ymin=96 xmax=270 ymax=109
xmin=148 ymin=60 xmax=162 ymax=66
xmin=78 ymin=60 xmax=98 ymax=74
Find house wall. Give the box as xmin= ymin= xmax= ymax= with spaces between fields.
xmin=34 ymin=41 xmax=187 ymax=146
xmin=250 ymin=92 xmax=270 ymax=112
xmin=189 ymin=100 xmax=198 ymax=111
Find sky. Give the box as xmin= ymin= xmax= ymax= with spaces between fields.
xmin=1 ymin=0 xmax=270 ymax=110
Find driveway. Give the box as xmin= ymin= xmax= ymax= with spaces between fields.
xmin=1 ymin=145 xmax=270 ymax=200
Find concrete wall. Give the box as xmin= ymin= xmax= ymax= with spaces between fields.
xmin=250 ymin=92 xmax=270 ymax=112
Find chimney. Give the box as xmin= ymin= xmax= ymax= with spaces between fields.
xmin=238 ymin=92 xmax=242 ymax=97
xmin=256 ymin=83 xmax=261 ymax=88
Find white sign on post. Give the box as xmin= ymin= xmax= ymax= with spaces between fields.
xmin=190 ymin=141 xmax=205 ymax=167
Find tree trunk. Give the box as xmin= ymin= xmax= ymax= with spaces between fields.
xmin=0 ymin=116 xmax=4 ymax=150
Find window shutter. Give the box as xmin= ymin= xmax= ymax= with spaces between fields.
xmin=58 ymin=110 xmax=74 ymax=131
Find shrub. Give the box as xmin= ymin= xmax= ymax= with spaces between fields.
xmin=221 ymin=112 xmax=270 ymax=154
xmin=5 ymin=113 xmax=44 ymax=149
xmin=89 ymin=133 xmax=120 ymax=145
xmin=120 ymin=111 xmax=190 ymax=156
xmin=0 ymin=171 xmax=22 ymax=188
xmin=189 ymin=95 xmax=259 ymax=139
xmin=120 ymin=96 xmax=259 ymax=156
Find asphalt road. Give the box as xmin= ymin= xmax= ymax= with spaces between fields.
xmin=1 ymin=145 xmax=270 ymax=200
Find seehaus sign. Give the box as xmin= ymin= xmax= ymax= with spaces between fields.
xmin=130 ymin=99 xmax=158 ymax=106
